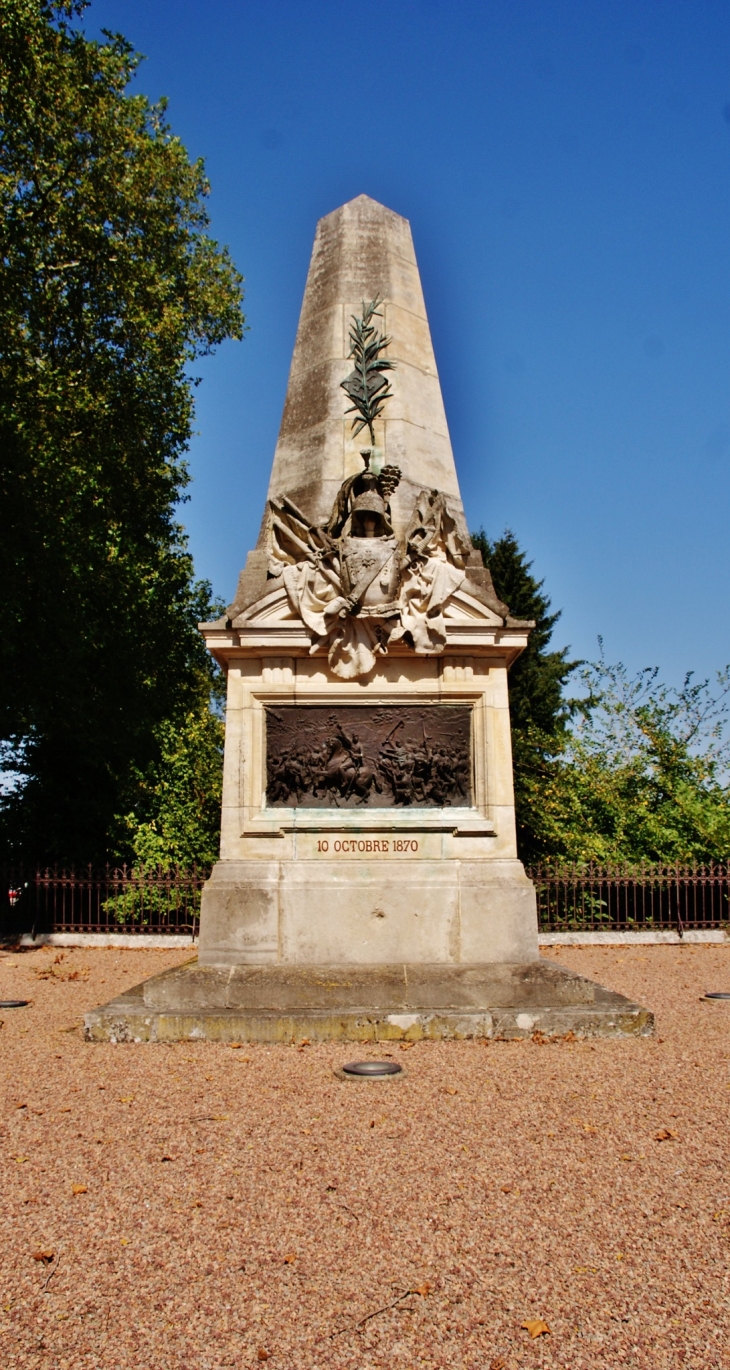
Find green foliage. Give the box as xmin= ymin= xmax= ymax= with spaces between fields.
xmin=340 ymin=298 xmax=395 ymax=445
xmin=101 ymin=690 xmax=224 ymax=923
xmin=471 ymin=530 xmax=730 ymax=865
xmin=537 ymin=655 xmax=730 ymax=865
xmin=470 ymin=529 xmax=577 ymax=861
xmin=112 ymin=689 xmax=225 ymax=871
xmin=0 ymin=1 xmax=244 ymax=862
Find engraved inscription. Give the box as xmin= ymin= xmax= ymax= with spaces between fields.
xmin=315 ymin=838 xmax=420 ymax=853
xmin=265 ymin=705 xmax=471 ymax=808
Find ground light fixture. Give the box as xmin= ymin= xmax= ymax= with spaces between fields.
xmin=342 ymin=1060 xmax=403 ymax=1077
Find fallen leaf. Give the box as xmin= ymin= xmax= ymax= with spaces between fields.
xmin=160 ymin=1155 xmax=174 ymax=1163
xmin=32 ymin=1250 xmax=55 ymax=1264
xmin=522 ymin=1318 xmax=550 ymax=1338
xmin=655 ymin=1128 xmax=679 ymax=1142
xmin=211 ymin=1115 xmax=228 ymax=1122
xmin=582 ymin=1124 xmax=598 ymax=1134
xmin=283 ymin=1254 xmax=296 ymax=1264
xmin=501 ymin=1184 xmax=513 ymax=1193
xmin=16 ymin=1102 xmax=27 ymax=1110
xmin=399 ymin=1041 xmax=415 ymax=1050
xmin=72 ymin=1183 xmax=88 ymax=1195
xmin=301 ymin=1128 xmax=311 ymax=1135
xmin=13 ymin=1156 xmax=28 ymax=1164
xmin=490 ymin=1359 xmax=506 ymax=1370
xmin=414 ymin=1282 xmax=432 ymax=1296
xmin=118 ymin=1096 xmax=134 ymax=1104
xmin=257 ymin=1350 xmax=270 ymax=1362
xmin=445 ymin=1087 xmax=458 ymax=1095
xmin=229 ymin=1043 xmax=243 ymax=1049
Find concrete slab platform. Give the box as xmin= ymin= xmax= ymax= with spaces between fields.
xmin=83 ymin=958 xmax=653 ymax=1043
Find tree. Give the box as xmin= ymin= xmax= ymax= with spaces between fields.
xmin=0 ymin=1 xmax=244 ymax=863
xmin=470 ymin=529 xmax=577 ymax=861
xmin=111 ymin=688 xmax=225 ymax=871
xmin=537 ymin=655 xmax=730 ymax=865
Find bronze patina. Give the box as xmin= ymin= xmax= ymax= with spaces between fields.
xmin=265 ymin=704 xmax=471 ymax=808
xmin=340 ymin=297 xmax=396 ymax=445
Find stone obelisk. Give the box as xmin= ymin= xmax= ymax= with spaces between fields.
xmin=85 ymin=197 xmax=653 ymax=1043
xmin=228 ymin=195 xmax=502 ymax=621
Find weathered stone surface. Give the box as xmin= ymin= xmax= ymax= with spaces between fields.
xmin=84 ymin=958 xmax=654 ymax=1043
xmin=197 ymin=857 xmax=539 ymax=968
xmin=82 ymin=196 xmax=652 ymax=1044
xmin=260 ymin=195 xmax=469 ymax=555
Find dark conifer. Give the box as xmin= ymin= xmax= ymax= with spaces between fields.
xmin=470 ymin=529 xmax=577 ymax=862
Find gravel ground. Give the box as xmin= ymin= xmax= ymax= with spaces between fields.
xmin=0 ymin=942 xmax=728 ymax=1370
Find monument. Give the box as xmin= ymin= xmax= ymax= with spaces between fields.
xmin=85 ymin=196 xmax=652 ymax=1042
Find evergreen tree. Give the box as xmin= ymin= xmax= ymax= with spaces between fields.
xmin=0 ymin=1 xmax=244 ymax=863
xmin=470 ymin=530 xmax=577 ymax=861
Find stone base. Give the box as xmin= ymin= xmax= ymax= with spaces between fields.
xmin=197 ymin=858 xmax=539 ymax=966
xmin=83 ymin=959 xmax=653 ymax=1043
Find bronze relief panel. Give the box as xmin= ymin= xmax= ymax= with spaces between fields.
xmin=265 ymin=704 xmax=472 ymax=808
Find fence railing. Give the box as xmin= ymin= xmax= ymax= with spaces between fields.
xmin=2 ymin=862 xmax=729 ymax=940
xmin=1 ymin=865 xmax=209 ymax=939
xmin=526 ymin=862 xmax=730 ymax=935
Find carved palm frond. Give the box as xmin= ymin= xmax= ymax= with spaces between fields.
xmin=340 ymin=297 xmax=396 ymax=445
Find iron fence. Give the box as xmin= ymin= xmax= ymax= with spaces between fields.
xmin=1 ymin=865 xmax=209 ymax=938
xmin=527 ymin=862 xmax=730 ymax=935
xmin=2 ymin=862 xmax=729 ymax=940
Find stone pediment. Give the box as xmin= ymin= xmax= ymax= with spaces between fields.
xmin=443 ymin=585 xmax=504 ymax=626
xmin=231 ymin=578 xmax=517 ymax=632
xmin=211 ymin=576 xmax=531 ymax=671
xmin=231 ymin=580 xmax=293 ymax=627
xmin=234 ymin=578 xmax=505 ymax=633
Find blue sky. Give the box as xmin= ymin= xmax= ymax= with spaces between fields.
xmin=87 ymin=0 xmax=730 ymax=684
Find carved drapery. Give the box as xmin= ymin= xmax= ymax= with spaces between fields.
xmin=266 ymin=466 xmax=470 ymax=679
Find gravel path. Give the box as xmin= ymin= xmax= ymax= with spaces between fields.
xmin=1 ymin=942 xmax=728 ymax=1369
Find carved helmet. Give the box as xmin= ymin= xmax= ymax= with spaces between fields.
xmin=350 ymin=488 xmax=388 ymax=536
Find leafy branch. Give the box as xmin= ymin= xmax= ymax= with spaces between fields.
xmin=340 ymin=297 xmax=395 ymax=445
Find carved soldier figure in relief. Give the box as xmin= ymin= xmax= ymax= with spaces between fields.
xmin=265 ymin=299 xmax=472 ymax=680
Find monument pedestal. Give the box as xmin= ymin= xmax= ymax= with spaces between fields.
xmin=194 ymin=644 xmax=541 ymax=973
xmin=84 ymin=959 xmax=653 ymax=1043
xmin=198 ymin=858 xmax=537 ymax=967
